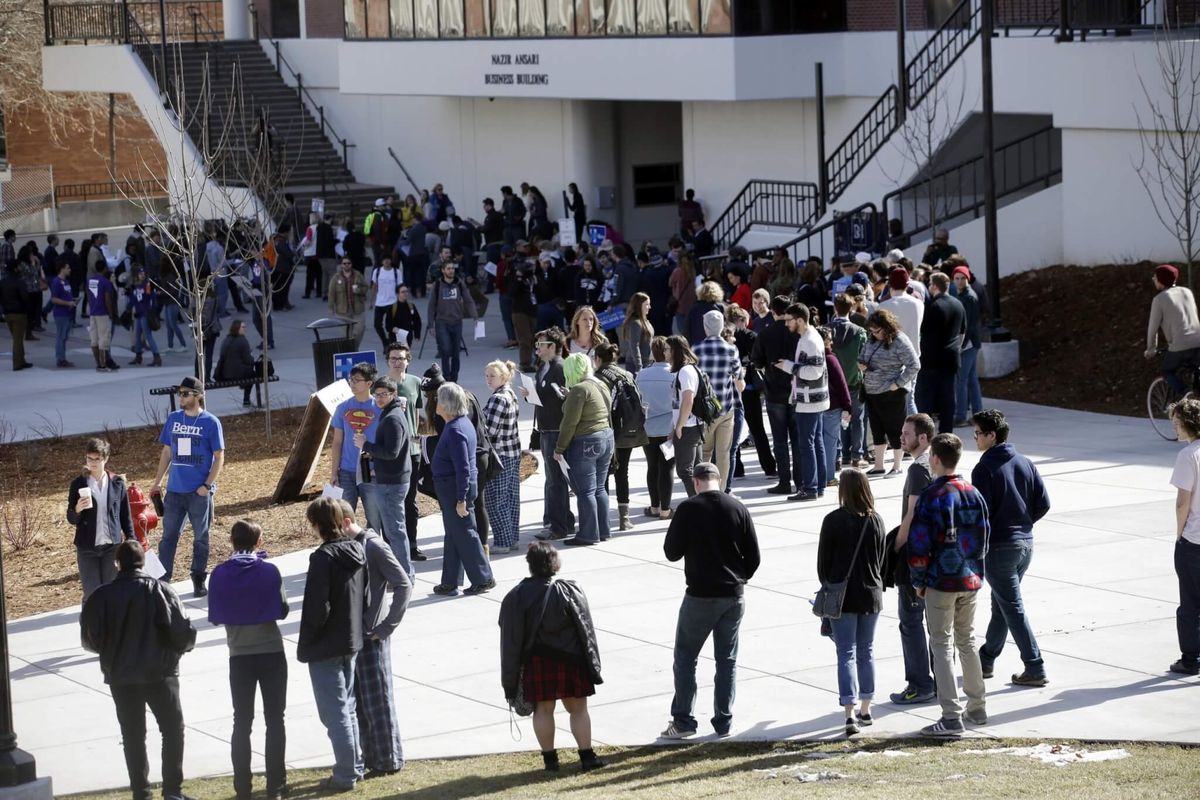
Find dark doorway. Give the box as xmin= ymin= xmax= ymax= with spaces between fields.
xmin=270 ymin=0 xmax=301 ymax=38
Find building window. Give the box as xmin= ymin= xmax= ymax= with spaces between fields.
xmin=632 ymin=163 xmax=680 ymax=207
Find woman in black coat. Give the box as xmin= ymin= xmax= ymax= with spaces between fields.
xmin=214 ymin=319 xmax=256 ymax=406
xmin=816 ymin=468 xmax=886 ymax=737
xmin=498 ymin=542 xmax=603 ymax=773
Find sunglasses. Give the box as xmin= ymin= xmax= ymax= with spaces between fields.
xmin=178 ymin=389 xmax=198 ymax=397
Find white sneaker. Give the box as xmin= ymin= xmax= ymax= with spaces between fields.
xmin=659 ymin=721 xmax=696 ymax=740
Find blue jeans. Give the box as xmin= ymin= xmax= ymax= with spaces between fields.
xmin=842 ymin=390 xmax=867 ymax=461
xmin=898 ymin=584 xmax=935 ymax=695
xmin=164 ymin=304 xmax=186 ymax=348
xmin=433 ymin=475 xmax=493 ymax=590
xmin=564 ymin=430 xmax=614 ymax=543
xmin=670 ymin=594 xmax=745 ymax=735
xmin=434 ymin=319 xmax=463 ymax=381
xmin=821 ymin=408 xmax=843 ymax=482
xmin=956 ymin=346 xmax=983 ymax=420
xmin=54 ymin=314 xmax=70 ymax=362
xmin=830 ymin=612 xmax=879 ymax=707
xmin=539 ymin=431 xmax=575 ymax=535
xmin=536 ymin=301 xmax=564 ymax=331
xmin=792 ymin=410 xmax=826 ymax=495
xmin=979 ymin=539 xmax=1044 ymax=675
xmin=725 ymin=405 xmax=745 ymax=492
xmin=308 ymin=655 xmax=362 ymax=788
xmin=337 ymin=469 xmax=362 ymax=515
xmin=160 ymin=489 xmax=212 ymax=581
xmin=498 ymin=293 xmax=515 ymax=341
xmin=214 ymin=274 xmax=230 ymax=316
xmin=362 ymin=481 xmax=415 ymax=580
xmin=132 ymin=315 xmax=159 ymax=355
xmin=766 ymin=401 xmax=800 ymax=488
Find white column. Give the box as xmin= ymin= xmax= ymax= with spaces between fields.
xmin=224 ymin=0 xmax=250 ymax=39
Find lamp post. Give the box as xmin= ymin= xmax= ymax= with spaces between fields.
xmin=980 ymin=0 xmax=1010 ymax=342
xmin=0 ymin=543 xmax=38 ymax=788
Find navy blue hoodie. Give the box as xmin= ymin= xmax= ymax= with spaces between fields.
xmin=970 ymin=442 xmax=1050 ymax=544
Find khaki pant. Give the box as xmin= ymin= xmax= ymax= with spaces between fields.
xmin=6 ymin=313 xmax=27 ymax=368
xmin=89 ymin=314 xmax=112 ymax=349
xmin=702 ymin=410 xmax=735 ymax=485
xmin=511 ymin=311 xmax=535 ymax=367
xmin=924 ymin=587 xmax=986 ymax=721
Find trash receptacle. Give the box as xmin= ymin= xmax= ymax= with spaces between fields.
xmin=307 ymin=318 xmax=355 ymax=389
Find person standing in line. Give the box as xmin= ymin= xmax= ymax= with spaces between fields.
xmin=49 ymin=258 xmax=77 ymax=367
xmin=916 ymin=273 xmax=966 ymax=434
xmin=694 ymin=310 xmax=743 ymax=485
xmin=753 ymin=296 xmax=801 ymax=495
xmin=329 ymin=257 xmax=369 ymax=348
xmin=66 ymin=437 xmax=133 ymax=600
xmin=354 ymin=376 xmax=415 ymax=580
xmin=971 ymin=409 xmax=1051 ymax=687
xmin=660 ymin=462 xmax=760 ymax=739
xmin=426 ymin=257 xmax=479 ymax=382
xmin=888 ymin=413 xmax=938 ymax=706
xmin=667 ymin=335 xmax=706 ymax=496
xmin=329 ymin=362 xmax=381 ymax=520
xmin=81 ymin=541 xmax=197 ymax=800
xmin=370 ymin=255 xmax=401 ymax=349
xmin=637 ymin=336 xmax=678 ymax=519
xmin=499 ymin=541 xmax=605 ymax=774
xmin=298 ymin=498 xmax=367 ymax=792
xmin=819 ymin=327 xmax=853 ymax=488
xmin=207 ymin=521 xmax=290 ymax=800
xmin=818 ymin=469 xmax=886 ymax=737
xmin=908 ymin=433 xmax=990 ymax=737
xmin=774 ymin=304 xmax=829 ymax=502
xmin=316 ymin=213 xmax=338 ymax=299
xmin=88 ymin=261 xmax=119 ymax=372
xmin=1168 ymin=399 xmax=1200 ymax=676
xmin=952 ymin=267 xmax=983 ymax=425
xmin=593 ymin=341 xmax=647 ymax=531
xmin=481 ymin=360 xmax=523 ymax=553
xmin=727 ymin=305 xmax=776 ymax=483
xmin=831 ymin=294 xmax=868 ymax=468
xmin=861 ymin=309 xmax=920 ymax=476
xmin=527 ymin=327 xmax=576 ymax=541
xmin=151 ymin=376 xmax=225 ymax=597
xmin=384 ymin=343 xmax=428 ymax=562
xmin=127 ymin=267 xmax=163 ymax=367
xmin=1 ymin=260 xmax=31 ymax=370
xmin=336 ymin=499 xmax=412 ymax=780
xmin=554 ymin=353 xmax=615 ymax=547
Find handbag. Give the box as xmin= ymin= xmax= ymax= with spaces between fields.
xmin=511 ymin=580 xmax=556 ymax=717
xmin=812 ymin=515 xmax=872 ymax=620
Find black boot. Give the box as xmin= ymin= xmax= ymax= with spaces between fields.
xmin=579 ymin=748 xmax=605 ymax=772
xmin=541 ymin=750 xmax=559 ymax=773
xmin=192 ymin=573 xmax=208 ymax=598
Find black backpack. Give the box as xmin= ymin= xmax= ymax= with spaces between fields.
xmin=609 ymin=375 xmax=646 ymax=443
xmin=691 ymin=367 xmax=723 ymax=425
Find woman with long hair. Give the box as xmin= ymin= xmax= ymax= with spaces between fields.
xmin=668 ymin=253 xmax=697 ymax=335
xmin=817 ymin=469 xmax=886 ymax=737
xmin=666 ymin=335 xmax=705 ymax=495
xmin=795 ymin=258 xmax=827 ymax=323
xmin=568 ymin=305 xmax=608 ymax=358
xmin=636 ymin=336 xmax=677 ymax=518
xmin=214 ymin=318 xmax=256 ymax=406
xmin=860 ymin=308 xmax=920 ymax=475
xmin=619 ymin=292 xmax=654 ymax=374
xmin=593 ymin=341 xmax=648 ymax=532
xmin=400 ymin=194 xmax=421 ymax=229
xmin=575 ymin=256 xmax=603 ymax=309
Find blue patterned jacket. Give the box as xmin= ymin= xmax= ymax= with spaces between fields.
xmin=909 ymin=474 xmax=990 ymax=592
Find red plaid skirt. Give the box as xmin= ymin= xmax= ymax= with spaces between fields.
xmin=522 ymin=654 xmax=595 ymax=702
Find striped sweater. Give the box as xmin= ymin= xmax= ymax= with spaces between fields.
xmin=790 ymin=326 xmax=829 ymax=414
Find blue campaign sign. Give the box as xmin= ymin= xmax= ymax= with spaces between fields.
xmin=587 ymin=224 xmax=608 ymax=246
xmin=333 ymin=350 xmax=378 ymax=382
xmin=596 ymin=308 xmax=624 ymax=331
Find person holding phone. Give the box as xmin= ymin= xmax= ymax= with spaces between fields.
xmin=66 ymin=437 xmax=133 ymax=600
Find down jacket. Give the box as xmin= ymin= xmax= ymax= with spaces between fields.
xmin=498 ymin=577 xmax=602 ymax=700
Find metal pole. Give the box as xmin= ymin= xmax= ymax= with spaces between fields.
xmin=981 ymin=0 xmax=1007 ymax=340
xmin=296 ymin=72 xmax=303 ymax=113
xmin=157 ymin=0 xmax=169 ymax=79
xmin=896 ymin=0 xmax=907 ymax=120
xmin=121 ymin=0 xmax=131 ymax=43
xmin=43 ymin=0 xmax=51 ymax=45
xmin=1057 ymin=0 xmax=1073 ymax=42
xmin=815 ymin=62 xmax=828 ymax=217
xmin=0 ymin=543 xmax=38 ymax=787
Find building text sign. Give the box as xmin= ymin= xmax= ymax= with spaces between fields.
xmin=485 ymin=52 xmax=549 ymax=86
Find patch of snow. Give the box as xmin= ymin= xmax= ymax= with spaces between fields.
xmin=962 ymin=743 xmax=1130 ymax=767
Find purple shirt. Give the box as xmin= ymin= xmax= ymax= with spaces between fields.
xmin=50 ymin=276 xmax=74 ymax=318
xmin=87 ymin=274 xmax=114 ymax=317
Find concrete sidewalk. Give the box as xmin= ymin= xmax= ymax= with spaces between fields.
xmin=8 ymin=379 xmax=1200 ymax=793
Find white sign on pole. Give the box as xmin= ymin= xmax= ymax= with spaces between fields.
xmin=311 ymin=198 xmax=325 ymax=216
xmin=557 ymin=218 xmax=576 ymax=247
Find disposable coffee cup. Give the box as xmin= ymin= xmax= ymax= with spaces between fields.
xmin=79 ymin=488 xmax=93 ymax=510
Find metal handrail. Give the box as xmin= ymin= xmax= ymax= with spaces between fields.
xmin=44 ymin=0 xmax=225 ymax=44
xmin=54 ymin=178 xmax=167 ymax=204
xmin=708 ymin=179 xmax=822 ymax=251
xmin=905 ymin=0 xmax=982 ymax=109
xmin=266 ymin=40 xmax=356 ymax=172
xmin=825 ymin=86 xmax=901 ymax=206
xmin=185 ymin=3 xmax=222 ymax=42
xmin=387 ymin=148 xmax=422 ymax=196
xmin=882 ymin=125 xmax=1061 ymax=243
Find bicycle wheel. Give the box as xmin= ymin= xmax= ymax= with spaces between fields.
xmin=1148 ymin=377 xmax=1179 ymax=441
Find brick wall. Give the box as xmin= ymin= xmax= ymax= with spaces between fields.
xmin=846 ymin=0 xmax=927 ymax=31
xmin=5 ymin=95 xmax=167 ymax=189
xmin=306 ymin=0 xmax=344 ymax=38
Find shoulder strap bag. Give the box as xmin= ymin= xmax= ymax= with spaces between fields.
xmin=812 ymin=515 xmax=872 ymax=620
xmin=511 ymin=580 xmax=556 ymax=717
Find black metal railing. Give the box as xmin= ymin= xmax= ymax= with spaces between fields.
xmin=343 ymin=0 xmax=732 ymax=40
xmin=45 ymin=0 xmax=225 ymax=45
xmin=882 ymin=124 xmax=1062 ymax=243
xmin=265 ymin=40 xmax=357 ymax=172
xmin=906 ymin=0 xmax=982 ymax=108
xmin=54 ymin=179 xmax=168 ymax=204
xmin=708 ymin=179 xmax=822 ymax=251
xmin=996 ymin=0 xmax=1196 ymax=38
xmin=825 ymin=86 xmax=901 ymax=206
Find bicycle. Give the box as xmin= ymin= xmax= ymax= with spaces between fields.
xmin=1147 ymin=358 xmax=1200 ymax=440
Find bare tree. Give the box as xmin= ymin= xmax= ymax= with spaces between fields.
xmin=1134 ymin=17 xmax=1200 ymax=288
xmin=881 ymin=60 xmax=974 ymax=244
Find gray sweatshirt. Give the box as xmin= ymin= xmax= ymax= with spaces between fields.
xmin=355 ymin=528 xmax=411 ymax=638
xmin=427 ymin=276 xmax=479 ymax=324
xmin=1146 ymin=286 xmax=1200 ymax=354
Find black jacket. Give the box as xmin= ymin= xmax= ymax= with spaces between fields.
xmin=0 ymin=270 xmax=25 ymax=314
xmin=297 ymin=538 xmax=367 ymax=663
xmin=215 ymin=334 xmax=255 ymax=381
xmin=752 ymin=317 xmax=800 ymax=404
xmin=481 ymin=209 xmax=505 ymax=244
xmin=919 ymin=292 xmax=967 ymax=371
xmin=534 ymin=357 xmax=567 ymax=431
xmin=66 ymin=472 xmax=133 ymax=550
xmin=80 ymin=570 xmax=196 ymax=685
xmin=498 ymin=577 xmax=602 ymax=700
xmin=664 ymin=490 xmax=760 ymax=597
xmin=817 ymin=509 xmax=886 ymax=615
xmin=362 ymin=399 xmax=413 ymax=485
xmin=315 ymin=222 xmax=337 ymax=259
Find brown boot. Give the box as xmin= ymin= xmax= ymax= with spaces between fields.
xmin=92 ymin=346 xmax=107 ymax=371
xmin=151 ymin=353 xmax=163 ymax=367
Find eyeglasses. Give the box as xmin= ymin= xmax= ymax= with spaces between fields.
xmin=373 ymin=391 xmax=395 ymax=400
xmin=388 ymin=356 xmax=409 ymax=363
xmin=349 ymin=376 xmax=369 ymax=384
xmin=85 ymin=455 xmax=106 ymax=463
xmin=178 ymin=389 xmax=198 ymax=397
xmin=535 ymin=341 xmax=553 ymax=348
xmin=973 ymin=430 xmax=987 ymax=438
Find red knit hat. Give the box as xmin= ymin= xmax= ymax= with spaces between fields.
xmin=1156 ymin=264 xmax=1179 ymax=287
xmin=888 ymin=267 xmax=909 ymax=291
xmin=952 ymin=265 xmax=972 ymax=282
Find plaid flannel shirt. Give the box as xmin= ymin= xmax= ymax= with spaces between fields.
xmin=694 ymin=336 xmax=743 ymax=413
xmin=481 ymin=386 xmax=522 ymax=458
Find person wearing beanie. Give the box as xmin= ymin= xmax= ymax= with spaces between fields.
xmin=694 ymin=309 xmax=744 ymax=485
xmin=774 ymin=303 xmax=829 ymax=501
xmin=1146 ymin=264 xmax=1200 ymax=396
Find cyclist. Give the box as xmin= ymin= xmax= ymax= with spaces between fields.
xmin=1145 ymin=264 xmax=1200 ymax=396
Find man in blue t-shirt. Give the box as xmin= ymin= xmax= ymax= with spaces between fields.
xmin=152 ymin=376 xmax=226 ymax=597
xmin=329 ymin=362 xmax=380 ymax=519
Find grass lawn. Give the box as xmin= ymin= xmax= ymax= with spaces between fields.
xmin=62 ymin=738 xmax=1200 ymax=800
